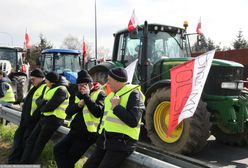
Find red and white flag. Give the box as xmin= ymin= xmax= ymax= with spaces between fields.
xmin=167 ymin=50 xmax=215 ymax=136
xmin=128 ymin=10 xmax=138 ymax=32
xmin=196 ymin=17 xmax=203 ymax=35
xmin=25 ymin=31 xmax=31 ymax=49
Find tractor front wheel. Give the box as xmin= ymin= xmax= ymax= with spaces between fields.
xmin=145 ymin=87 xmax=211 ymax=154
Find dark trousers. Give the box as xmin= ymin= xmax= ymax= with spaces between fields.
xmin=83 ymin=146 xmax=133 ymax=168
xmin=54 ymin=132 xmax=95 ymax=168
xmin=20 ymin=116 xmax=63 ymax=164
xmin=8 ymin=123 xmax=36 ymax=163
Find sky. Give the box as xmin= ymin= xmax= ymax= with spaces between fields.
xmin=0 ymin=0 xmax=248 ymax=53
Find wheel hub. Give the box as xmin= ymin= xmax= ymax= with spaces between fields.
xmin=153 ymin=101 xmax=183 ymax=143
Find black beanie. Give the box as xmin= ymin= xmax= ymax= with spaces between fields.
xmin=76 ymin=70 xmax=93 ymax=84
xmin=108 ymin=67 xmax=127 ymax=82
xmin=45 ymin=71 xmax=59 ymax=83
xmin=30 ymin=68 xmax=45 ymax=78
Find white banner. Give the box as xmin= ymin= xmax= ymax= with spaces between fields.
xmin=125 ymin=59 xmax=138 ymax=84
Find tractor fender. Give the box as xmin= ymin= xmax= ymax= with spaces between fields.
xmin=88 ymin=61 xmax=122 ymax=75
xmin=145 ymin=79 xmax=171 ymax=105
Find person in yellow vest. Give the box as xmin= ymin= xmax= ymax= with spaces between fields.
xmin=54 ymin=69 xmax=105 ymax=168
xmin=8 ymin=68 xmax=47 ymax=163
xmin=20 ymin=71 xmax=70 ymax=164
xmin=83 ymin=67 xmax=145 ymax=168
xmin=0 ymin=70 xmax=15 ymax=106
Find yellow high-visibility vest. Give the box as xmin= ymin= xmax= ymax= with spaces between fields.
xmin=30 ymin=84 xmax=47 ymax=116
xmin=69 ymin=89 xmax=102 ymax=133
xmin=0 ymin=82 xmax=15 ymax=103
xmin=42 ymin=86 xmax=70 ymax=119
xmin=99 ymin=84 xmax=145 ymax=140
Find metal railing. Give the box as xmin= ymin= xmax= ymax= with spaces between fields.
xmin=0 ymin=105 xmax=216 ymax=168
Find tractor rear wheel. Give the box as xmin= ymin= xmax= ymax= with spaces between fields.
xmin=13 ymin=75 xmax=28 ymax=103
xmin=145 ymin=87 xmax=211 ymax=154
xmin=212 ymin=125 xmax=248 ymax=146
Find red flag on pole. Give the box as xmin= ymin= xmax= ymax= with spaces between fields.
xmin=82 ymin=37 xmax=87 ymax=63
xmin=196 ymin=18 xmax=203 ymax=35
xmin=25 ymin=31 xmax=31 ymax=49
xmin=128 ymin=10 xmax=138 ymax=32
xmin=167 ymin=50 xmax=215 ymax=136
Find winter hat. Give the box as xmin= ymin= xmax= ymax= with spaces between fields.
xmin=76 ymin=69 xmax=93 ymax=84
xmin=45 ymin=71 xmax=59 ymax=83
xmin=108 ymin=67 xmax=127 ymax=82
xmin=30 ymin=68 xmax=45 ymax=78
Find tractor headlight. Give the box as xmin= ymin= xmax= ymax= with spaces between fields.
xmin=238 ymin=82 xmax=244 ymax=90
xmin=221 ymin=82 xmax=244 ymax=90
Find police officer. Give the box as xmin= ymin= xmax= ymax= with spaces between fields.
xmin=54 ymin=69 xmax=105 ymax=168
xmin=0 ymin=70 xmax=15 ymax=105
xmin=83 ymin=67 xmax=145 ymax=168
xmin=8 ymin=68 xmax=46 ymax=163
xmin=20 ymin=71 xmax=70 ymax=163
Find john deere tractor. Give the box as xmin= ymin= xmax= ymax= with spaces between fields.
xmin=88 ymin=21 xmax=248 ymax=154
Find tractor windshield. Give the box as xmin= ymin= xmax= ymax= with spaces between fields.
xmin=147 ymin=31 xmax=188 ymax=62
xmin=42 ymin=53 xmax=81 ymax=74
xmin=0 ymin=48 xmax=17 ymax=69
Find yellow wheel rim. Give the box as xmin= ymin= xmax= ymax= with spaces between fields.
xmin=153 ymin=101 xmax=184 ymax=143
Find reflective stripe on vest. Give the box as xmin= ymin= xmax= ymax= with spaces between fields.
xmin=68 ymin=89 xmax=102 ymax=133
xmin=99 ymin=84 xmax=145 ymax=140
xmin=30 ymin=84 xmax=47 ymax=116
xmin=0 ymin=82 xmax=15 ymax=102
xmin=42 ymin=86 xmax=70 ymax=119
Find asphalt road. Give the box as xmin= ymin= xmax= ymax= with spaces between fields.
xmin=191 ymin=136 xmax=248 ymax=168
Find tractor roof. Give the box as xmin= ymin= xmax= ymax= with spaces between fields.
xmin=115 ymin=23 xmax=184 ymax=35
xmin=42 ymin=48 xmax=81 ymax=54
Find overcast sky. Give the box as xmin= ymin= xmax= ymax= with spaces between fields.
xmin=0 ymin=0 xmax=247 ymax=52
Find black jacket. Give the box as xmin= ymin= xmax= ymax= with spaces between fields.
xmin=66 ymin=87 xmax=105 ymax=140
xmin=97 ymin=89 xmax=145 ymax=152
xmin=20 ymin=81 xmax=46 ymax=127
xmin=39 ymin=83 xmax=68 ymax=114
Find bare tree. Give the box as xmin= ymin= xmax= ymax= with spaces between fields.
xmin=61 ymin=35 xmax=81 ymax=50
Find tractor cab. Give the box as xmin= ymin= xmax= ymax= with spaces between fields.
xmin=111 ymin=22 xmax=191 ymax=91
xmin=40 ymin=49 xmax=82 ymax=84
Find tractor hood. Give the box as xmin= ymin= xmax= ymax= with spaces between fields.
xmin=158 ymin=57 xmax=244 ymax=68
xmin=63 ymin=71 xmax=77 ymax=84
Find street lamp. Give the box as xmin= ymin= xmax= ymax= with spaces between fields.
xmin=0 ymin=32 xmax=13 ymax=46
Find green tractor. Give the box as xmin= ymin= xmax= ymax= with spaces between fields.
xmin=88 ymin=21 xmax=248 ymax=154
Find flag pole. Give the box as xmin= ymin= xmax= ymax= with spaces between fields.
xmin=95 ymin=0 xmax=98 ymax=60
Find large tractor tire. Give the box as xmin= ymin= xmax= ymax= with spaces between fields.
xmin=13 ymin=75 xmax=28 ymax=103
xmin=211 ymin=125 xmax=248 ymax=146
xmin=145 ymin=87 xmax=211 ymax=154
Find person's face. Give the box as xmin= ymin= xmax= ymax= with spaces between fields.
xmin=107 ymin=75 xmax=118 ymax=92
xmin=77 ymin=83 xmax=88 ymax=91
xmin=0 ymin=74 xmax=3 ymax=80
xmin=30 ymin=76 xmax=42 ymax=87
